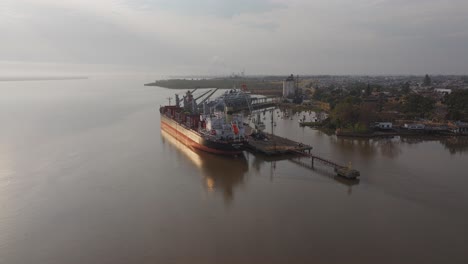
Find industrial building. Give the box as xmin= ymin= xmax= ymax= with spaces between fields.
xmin=282 ymin=74 xmax=296 ymax=98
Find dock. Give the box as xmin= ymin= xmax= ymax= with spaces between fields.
xmin=245 ymin=131 xmax=360 ymax=179
xmin=246 ymin=132 xmax=312 ymax=155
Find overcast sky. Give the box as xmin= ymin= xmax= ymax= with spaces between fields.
xmin=1 ymin=0 xmax=468 ymax=76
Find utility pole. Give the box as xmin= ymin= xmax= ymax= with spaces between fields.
xmin=271 ymin=109 xmax=276 ymax=152
xmin=271 ymin=109 xmax=274 ymax=135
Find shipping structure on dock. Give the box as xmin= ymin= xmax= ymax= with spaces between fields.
xmin=246 ymin=132 xmax=312 ymax=155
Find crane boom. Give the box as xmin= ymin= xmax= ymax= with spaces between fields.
xmin=194 ymin=89 xmax=212 ymax=101
xmin=199 ymin=88 xmax=219 ymax=104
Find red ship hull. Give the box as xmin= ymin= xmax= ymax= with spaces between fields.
xmin=160 ymin=114 xmax=244 ymax=155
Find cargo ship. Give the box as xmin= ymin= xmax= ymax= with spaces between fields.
xmin=160 ymin=90 xmax=248 ymax=155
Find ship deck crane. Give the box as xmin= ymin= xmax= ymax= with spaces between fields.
xmin=194 ymin=89 xmax=213 ymax=101
xmin=198 ymin=88 xmax=219 ymax=105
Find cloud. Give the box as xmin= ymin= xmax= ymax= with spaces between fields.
xmin=210 ymin=56 xmax=226 ymax=67
xmin=241 ymin=21 xmax=279 ymax=31
xmin=126 ymin=0 xmax=286 ymax=17
xmin=1 ymin=0 xmax=468 ymax=75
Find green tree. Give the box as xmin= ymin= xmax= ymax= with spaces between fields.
xmin=447 ymin=110 xmax=462 ymax=120
xmin=330 ymin=96 xmax=370 ymax=130
xmin=423 ymin=74 xmax=432 ymax=86
xmin=331 ymin=99 xmax=357 ymax=128
xmin=461 ymin=76 xmax=468 ymax=84
xmin=445 ymin=90 xmax=468 ymax=120
xmin=374 ymin=84 xmax=383 ymax=92
xmin=401 ymin=82 xmax=411 ymax=94
xmin=365 ymin=83 xmax=372 ymax=96
xmin=403 ymin=94 xmax=435 ymax=118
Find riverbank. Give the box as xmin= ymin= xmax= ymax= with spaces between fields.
xmin=335 ymin=128 xmax=467 ymax=138
xmin=295 ymin=113 xmax=467 ymax=138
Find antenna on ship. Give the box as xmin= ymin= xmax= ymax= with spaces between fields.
xmin=167 ymin=97 xmax=172 ymax=105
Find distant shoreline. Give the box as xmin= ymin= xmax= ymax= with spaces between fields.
xmin=144 ymin=78 xmax=283 ymax=96
xmin=0 ymin=76 xmax=88 ymax=82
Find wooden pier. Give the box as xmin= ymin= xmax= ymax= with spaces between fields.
xmin=291 ymin=150 xmax=360 ymax=179
xmin=288 ymin=158 xmax=360 ymax=186
xmin=245 ymin=130 xmax=360 ymax=179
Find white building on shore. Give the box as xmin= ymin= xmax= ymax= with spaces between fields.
xmin=283 ymin=74 xmax=296 ymax=98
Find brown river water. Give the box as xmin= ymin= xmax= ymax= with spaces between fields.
xmin=1 ymin=75 xmax=467 ymax=263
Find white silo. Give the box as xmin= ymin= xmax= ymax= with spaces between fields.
xmin=283 ymin=74 xmax=295 ymax=98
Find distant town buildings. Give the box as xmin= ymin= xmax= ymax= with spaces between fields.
xmin=374 ymin=122 xmax=393 ymax=130
xmin=453 ymin=121 xmax=468 ymax=134
xmin=435 ymin=88 xmax=452 ymax=95
xmin=404 ymin=123 xmax=426 ymax=130
xmin=307 ymin=75 xmax=467 ymax=91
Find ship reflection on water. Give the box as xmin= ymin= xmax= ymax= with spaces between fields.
xmin=161 ymin=127 xmax=361 ymax=199
xmin=161 ymin=130 xmax=248 ymax=203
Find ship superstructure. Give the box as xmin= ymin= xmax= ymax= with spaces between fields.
xmin=208 ymin=88 xmax=252 ymax=112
